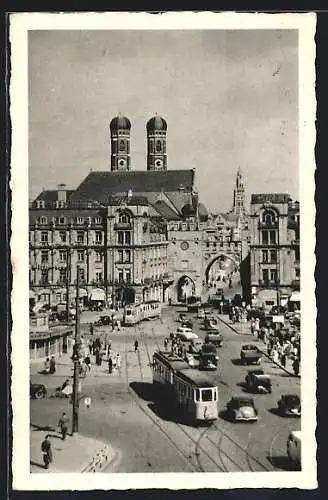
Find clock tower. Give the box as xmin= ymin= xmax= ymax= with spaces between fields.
xmin=110 ymin=114 xmax=131 ymax=171
xmin=146 ymin=114 xmax=167 ymax=171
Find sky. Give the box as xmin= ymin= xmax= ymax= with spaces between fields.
xmin=28 ymin=29 xmax=298 ymax=212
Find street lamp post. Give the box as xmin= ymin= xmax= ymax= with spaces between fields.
xmin=72 ymin=265 xmax=81 ymax=434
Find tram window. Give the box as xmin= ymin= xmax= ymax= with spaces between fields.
xmin=195 ymin=389 xmax=200 ymax=402
xmin=201 ymin=389 xmax=213 ymax=402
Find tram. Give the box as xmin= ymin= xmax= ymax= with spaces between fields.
xmin=152 ymin=351 xmax=218 ymax=423
xmin=186 ymin=296 xmax=202 ymax=312
xmin=123 ymin=300 xmax=162 ymax=326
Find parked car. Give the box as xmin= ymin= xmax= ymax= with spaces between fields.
xmin=287 ymin=430 xmax=301 ymax=469
xmin=277 ymin=394 xmax=301 ymax=417
xmin=245 ymin=369 xmax=272 ymax=393
xmin=240 ymin=344 xmax=262 ymax=365
xmin=181 ymin=320 xmax=193 ymax=329
xmin=178 ymin=313 xmax=187 ymax=322
xmin=225 ymin=396 xmax=259 ymax=422
xmin=95 ymin=315 xmax=111 ymax=326
xmin=176 ymin=330 xmax=199 ymax=341
xmin=204 ymin=332 xmax=223 ymax=347
xmin=177 ymin=325 xmax=193 ymax=334
xmin=199 ymin=343 xmax=219 ymax=370
xmin=30 ymin=382 xmax=47 ymax=400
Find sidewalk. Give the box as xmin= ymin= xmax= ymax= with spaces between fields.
xmin=30 ymin=429 xmax=117 ymax=473
xmin=217 ymin=314 xmax=299 ymax=378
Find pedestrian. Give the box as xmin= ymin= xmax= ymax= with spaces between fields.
xmin=292 ymin=357 xmax=300 ymax=377
xmin=41 ymin=435 xmax=53 ymax=469
xmin=84 ymin=355 xmax=91 ymax=371
xmin=98 ymin=351 xmax=103 ymax=366
xmin=280 ymin=353 xmax=286 ymax=369
xmin=88 ymin=339 xmax=93 ymax=354
xmin=58 ymin=412 xmax=69 ymax=440
xmin=43 ymin=357 xmax=50 ymax=374
xmin=116 ymin=353 xmax=121 ymax=369
xmin=117 ymin=319 xmax=121 ymax=332
xmin=89 ymin=324 xmax=94 ymax=336
xmin=250 ymin=319 xmax=255 ymax=335
xmin=49 ymin=356 xmax=56 ymax=374
xmin=134 ymin=340 xmax=139 ymax=352
xmin=164 ymin=338 xmax=168 ymax=350
xmin=108 ymin=356 xmax=113 ymax=374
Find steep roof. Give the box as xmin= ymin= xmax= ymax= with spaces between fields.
xmin=251 ymin=193 xmax=291 ymax=205
xmin=70 ymin=170 xmax=195 ymax=203
xmin=35 ymin=190 xmax=74 ymax=203
xmin=108 ymin=194 xmax=149 ymax=206
xmin=152 ymin=200 xmax=180 ymax=220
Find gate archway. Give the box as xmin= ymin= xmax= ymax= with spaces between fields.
xmin=177 ymin=275 xmax=196 ymax=302
xmin=205 ymin=254 xmax=240 ymax=296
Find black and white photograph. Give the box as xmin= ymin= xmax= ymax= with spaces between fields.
xmin=10 ymin=12 xmax=316 ymax=490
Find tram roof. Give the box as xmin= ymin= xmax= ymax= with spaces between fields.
xmin=176 ymin=368 xmax=216 ymax=388
xmin=154 ymin=351 xmax=189 ymax=371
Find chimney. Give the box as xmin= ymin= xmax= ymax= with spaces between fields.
xmin=57 ymin=184 xmax=67 ymax=203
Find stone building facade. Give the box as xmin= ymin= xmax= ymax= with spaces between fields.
xmin=249 ymin=193 xmax=300 ymax=308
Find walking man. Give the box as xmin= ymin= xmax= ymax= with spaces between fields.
xmin=58 ymin=411 xmax=69 ymax=440
xmin=108 ymin=356 xmax=113 ymax=374
xmin=49 ymin=356 xmax=56 ymax=374
xmin=134 ymin=340 xmax=139 ymax=352
xmin=116 ymin=353 xmax=121 ymax=370
xmin=41 ymin=435 xmax=53 ymax=469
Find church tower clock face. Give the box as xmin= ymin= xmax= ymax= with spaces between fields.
xmin=119 ymin=158 xmax=126 ymax=168
xmin=155 ymin=159 xmax=163 ymax=169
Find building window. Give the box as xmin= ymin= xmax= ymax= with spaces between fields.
xmin=270 ymin=269 xmax=277 ymax=282
xmin=41 ymin=231 xmax=48 ymax=243
xmin=76 ymin=217 xmax=84 ymax=224
xmin=95 ymin=252 xmax=102 ymax=262
xmin=119 ymin=212 xmax=131 ymax=224
xmin=40 ymin=269 xmax=49 ymax=284
xmin=40 ymin=216 xmax=48 ymax=224
xmin=295 ymin=246 xmax=300 ymax=261
xmin=295 ymin=268 xmax=300 ymax=278
xmin=269 ymin=231 xmax=276 ymax=244
xmin=59 ymin=231 xmax=67 ymax=243
xmin=77 ymin=251 xmax=84 ymax=262
xmin=117 ymin=232 xmax=124 ymax=245
xmin=118 ymin=270 xmax=124 ymax=283
xmin=29 ymin=231 xmax=33 ymax=244
xmin=58 ymin=216 xmax=66 ymax=224
xmin=59 ymin=268 xmax=67 ymax=283
xmin=125 ymin=250 xmax=131 ymax=263
xmin=94 ymin=217 xmax=102 ymax=224
xmin=96 ymin=271 xmax=102 ymax=283
xmin=156 ymin=140 xmax=162 ymax=152
xmin=262 ymin=269 xmax=269 ymax=283
xmin=262 ymin=210 xmax=276 ymax=224
xmin=119 ymin=139 xmax=125 ymax=151
xmin=262 ymin=250 xmax=268 ymax=263
xmin=79 ymin=268 xmax=85 ymax=283
xmin=269 ymin=250 xmax=277 ymax=262
xmin=41 ymin=250 xmax=49 ymax=263
xmin=36 ymin=200 xmax=45 ymax=209
xmin=95 ymin=231 xmax=103 ymax=244
xmin=125 ymin=270 xmax=131 ymax=283
xmin=56 ymin=201 xmax=65 ymax=209
xmin=59 ymin=250 xmax=67 ymax=262
xmin=77 ymin=231 xmax=84 ymax=244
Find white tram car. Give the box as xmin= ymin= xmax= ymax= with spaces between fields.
xmin=123 ymin=300 xmax=162 ymax=326
xmin=152 ymin=351 xmax=218 ymax=423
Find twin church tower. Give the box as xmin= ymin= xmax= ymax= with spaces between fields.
xmin=109 ymin=113 xmax=167 ymax=172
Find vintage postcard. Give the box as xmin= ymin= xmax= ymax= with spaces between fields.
xmin=10 ymin=11 xmax=317 ymax=490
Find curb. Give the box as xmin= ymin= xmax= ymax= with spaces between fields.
xmin=217 ymin=315 xmax=299 ymax=378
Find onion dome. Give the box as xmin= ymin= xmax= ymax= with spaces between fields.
xmin=181 ymin=203 xmax=196 ymax=218
xmin=146 ymin=114 xmax=167 ymax=132
xmin=110 ymin=114 xmax=131 ymax=131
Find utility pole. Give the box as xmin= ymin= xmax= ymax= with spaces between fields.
xmin=66 ymin=249 xmax=70 ymax=322
xmin=72 ymin=265 xmax=81 ymax=435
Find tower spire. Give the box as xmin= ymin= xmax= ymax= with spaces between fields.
xmin=232 ymin=168 xmax=245 ymax=216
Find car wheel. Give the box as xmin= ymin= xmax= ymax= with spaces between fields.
xmin=34 ymin=389 xmax=45 ymax=400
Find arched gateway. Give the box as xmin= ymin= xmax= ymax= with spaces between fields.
xmin=177 ymin=275 xmax=196 ymax=302
xmin=205 ymin=254 xmax=241 ymax=297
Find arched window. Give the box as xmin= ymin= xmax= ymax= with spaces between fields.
xmin=119 ymin=140 xmax=125 ymax=151
xmin=156 ymin=140 xmax=162 ymax=152
xmin=119 ymin=212 xmax=131 ymax=224
xmin=262 ymin=210 xmax=276 ymax=225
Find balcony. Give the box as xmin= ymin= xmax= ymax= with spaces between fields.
xmin=114 ymin=222 xmax=132 ymax=230
xmin=258 ymin=221 xmax=278 ymax=229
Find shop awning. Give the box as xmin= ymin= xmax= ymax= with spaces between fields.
xmin=90 ymin=288 xmax=105 ymax=301
xmin=289 ymin=292 xmax=301 ymax=302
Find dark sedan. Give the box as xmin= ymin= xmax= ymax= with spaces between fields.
xmin=30 ymin=382 xmax=47 ymax=399
xmin=277 ymin=394 xmax=301 ymax=417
